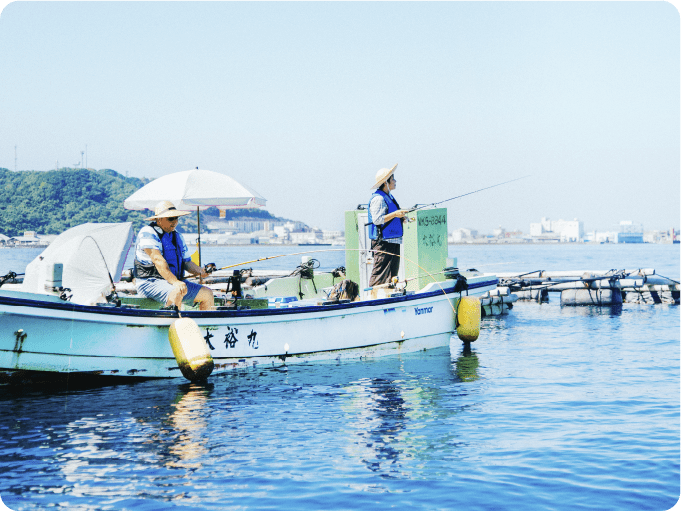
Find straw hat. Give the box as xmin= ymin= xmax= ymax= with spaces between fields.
xmin=145 ymin=201 xmax=191 ymax=221
xmin=370 ymin=164 xmax=398 ymax=189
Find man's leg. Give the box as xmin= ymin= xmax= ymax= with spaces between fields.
xmin=183 ymin=281 xmax=214 ymax=310
xmin=137 ymin=278 xmax=183 ymax=309
xmin=167 ymin=284 xmax=186 ymax=309
xmin=370 ymin=239 xmax=394 ymax=287
xmin=387 ymin=243 xmax=401 ymax=281
xmin=194 ymin=286 xmax=214 ymax=310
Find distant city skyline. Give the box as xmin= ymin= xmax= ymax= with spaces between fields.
xmin=1 ymin=2 xmax=678 ymax=232
xmin=0 ymin=163 xmax=673 ymax=235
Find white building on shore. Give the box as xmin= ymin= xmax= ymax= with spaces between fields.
xmin=616 ymin=221 xmax=644 ymax=243
xmin=449 ymin=228 xmax=478 ymax=243
xmin=530 ymin=218 xmax=584 ymax=242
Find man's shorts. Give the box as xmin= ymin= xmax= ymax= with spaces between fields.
xmin=136 ymin=278 xmax=203 ymax=306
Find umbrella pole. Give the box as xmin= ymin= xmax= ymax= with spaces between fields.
xmin=196 ymin=206 xmax=202 ymax=269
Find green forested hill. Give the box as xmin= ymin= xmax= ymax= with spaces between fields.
xmin=0 ymin=168 xmax=284 ymax=237
xmin=0 ymin=167 xmax=151 ymax=236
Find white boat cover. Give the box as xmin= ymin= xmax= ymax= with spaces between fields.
xmin=22 ymin=223 xmax=134 ymax=305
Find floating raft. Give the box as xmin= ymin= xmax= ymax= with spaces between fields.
xmin=478 ymin=287 xmax=518 ymax=316
xmin=484 ymin=269 xmax=680 ymax=306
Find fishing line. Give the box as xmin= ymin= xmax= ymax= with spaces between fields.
xmin=461 ymin=261 xmax=528 ymax=269
xmin=81 ymin=235 xmax=120 ymax=304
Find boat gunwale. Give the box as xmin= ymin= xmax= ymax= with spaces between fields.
xmin=0 ymin=278 xmax=497 ymax=319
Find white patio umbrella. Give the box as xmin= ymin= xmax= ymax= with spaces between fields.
xmin=124 ymin=168 xmax=266 ymax=265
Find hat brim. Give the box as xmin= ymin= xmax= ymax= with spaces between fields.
xmin=370 ymin=164 xmax=398 ymax=189
xmin=145 ymin=210 xmax=192 ymax=221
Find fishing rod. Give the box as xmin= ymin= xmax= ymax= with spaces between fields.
xmin=211 ymin=249 xmax=348 ymax=272
xmin=408 ymin=174 xmax=531 ymax=213
xmin=193 ymin=247 xmax=461 ymax=314
xmin=362 ymin=268 xmax=451 ymax=290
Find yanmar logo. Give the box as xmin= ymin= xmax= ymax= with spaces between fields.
xmin=414 ymin=306 xmax=433 ymax=316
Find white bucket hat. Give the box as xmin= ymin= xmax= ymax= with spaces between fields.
xmin=370 ymin=164 xmax=398 ymax=189
xmin=144 ymin=200 xmax=191 ymax=221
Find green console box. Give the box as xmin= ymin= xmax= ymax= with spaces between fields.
xmin=345 ymin=207 xmax=452 ymax=293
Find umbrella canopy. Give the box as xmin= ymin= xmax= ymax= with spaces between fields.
xmin=123 ymin=168 xmax=266 ymax=212
xmin=123 ymin=169 xmax=266 ymax=267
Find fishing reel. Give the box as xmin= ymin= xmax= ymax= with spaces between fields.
xmin=0 ymin=271 xmax=18 ymax=288
xmin=331 ymin=266 xmax=346 ymax=279
xmin=389 ymin=276 xmax=408 ymax=296
xmin=120 ymin=269 xmax=134 ymax=282
xmin=105 ymin=290 xmax=122 ymax=308
xmin=58 ymin=287 xmax=73 ymax=301
xmin=203 ymin=263 xmax=217 ymax=274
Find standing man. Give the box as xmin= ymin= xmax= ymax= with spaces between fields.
xmin=133 ymin=201 xmax=214 ymax=311
xmin=368 ymin=164 xmax=410 ymax=287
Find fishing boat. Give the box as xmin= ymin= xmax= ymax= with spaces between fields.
xmin=0 ymin=208 xmax=498 ymax=382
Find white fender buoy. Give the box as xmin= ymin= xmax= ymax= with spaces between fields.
xmin=169 ymin=318 xmax=214 ymax=381
xmin=456 ymin=296 xmax=481 ymax=342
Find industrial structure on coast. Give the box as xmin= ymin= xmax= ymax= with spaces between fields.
xmin=451 ymin=218 xmax=677 ymax=244
xmin=1 ymin=217 xmax=677 ymax=247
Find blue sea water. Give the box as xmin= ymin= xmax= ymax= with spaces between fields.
xmin=0 ymin=243 xmax=679 ymax=510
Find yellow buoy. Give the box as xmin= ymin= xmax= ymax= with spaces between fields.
xmin=168 ymin=318 xmax=214 ymax=381
xmin=456 ymin=296 xmax=481 ymax=342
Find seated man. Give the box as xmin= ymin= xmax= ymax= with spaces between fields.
xmin=133 ymin=201 xmax=214 ymax=310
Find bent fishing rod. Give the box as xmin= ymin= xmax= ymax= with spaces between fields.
xmin=407 ymin=174 xmax=531 ymax=213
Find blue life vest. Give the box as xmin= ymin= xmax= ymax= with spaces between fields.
xmin=133 ymin=223 xmax=185 ymax=280
xmin=368 ymin=190 xmax=403 ymax=241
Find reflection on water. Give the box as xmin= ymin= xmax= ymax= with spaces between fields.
xmin=1 ymin=288 xmax=678 ymax=510
xmin=0 ymin=382 xmax=221 ymax=507
xmin=165 ymin=383 xmax=213 ymax=470
xmin=341 ymin=376 xmax=408 ymax=477
xmin=46 ymin=383 xmax=214 ymax=504
xmin=338 ymin=352 xmax=485 ymax=480
xmin=359 ymin=378 xmax=407 ymax=475
xmin=560 ymin=302 xmax=623 ymax=317
xmin=451 ymin=344 xmax=480 ymax=382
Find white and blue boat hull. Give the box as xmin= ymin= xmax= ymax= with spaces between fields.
xmin=0 ymin=278 xmax=497 ymax=380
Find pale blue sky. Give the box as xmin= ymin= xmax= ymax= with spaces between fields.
xmin=0 ymin=1 xmax=678 ymax=233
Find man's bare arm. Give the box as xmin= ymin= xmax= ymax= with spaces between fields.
xmin=144 ymin=248 xmax=183 ymax=285
xmin=184 ymin=260 xmax=208 ymax=278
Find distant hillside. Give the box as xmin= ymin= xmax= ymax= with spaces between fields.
xmin=0 ymin=168 xmax=289 ymax=237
